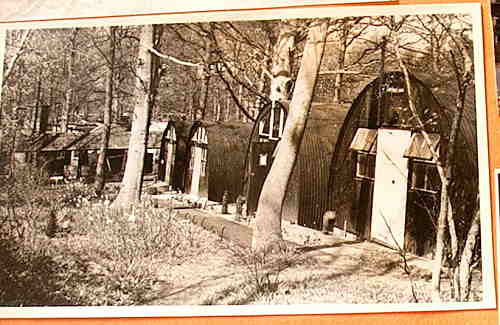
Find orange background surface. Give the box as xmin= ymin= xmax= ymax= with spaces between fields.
xmin=0 ymin=0 xmax=498 ymax=324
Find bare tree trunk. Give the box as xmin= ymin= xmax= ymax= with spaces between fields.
xmin=269 ymin=21 xmax=296 ymax=102
xmin=2 ymin=29 xmax=31 ymax=89
xmin=95 ymin=26 xmax=116 ymax=196
xmin=456 ymin=207 xmax=480 ymax=301
xmin=225 ymin=93 xmax=230 ymax=121
xmin=252 ymin=19 xmax=329 ymax=251
xmin=112 ymin=25 xmax=153 ymax=210
xmin=199 ymin=26 xmax=213 ymax=120
xmin=333 ymin=26 xmax=347 ymax=103
xmin=61 ymin=28 xmax=78 ymax=133
xmin=32 ymin=69 xmax=42 ymax=136
xmin=396 ymin=22 xmax=472 ymax=301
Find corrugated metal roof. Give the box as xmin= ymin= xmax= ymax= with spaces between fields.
xmin=296 ymin=102 xmax=351 ymax=229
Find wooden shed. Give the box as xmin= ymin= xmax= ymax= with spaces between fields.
xmin=31 ymin=121 xmax=169 ymax=181
xmin=245 ymin=102 xmax=350 ymax=229
xmin=329 ymin=71 xmax=478 ymax=256
xmin=67 ymin=121 xmax=168 ymax=180
xmin=183 ymin=121 xmax=252 ymax=203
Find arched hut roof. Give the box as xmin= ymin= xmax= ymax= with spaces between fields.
xmin=187 ymin=121 xmax=252 ymax=202
xmin=330 ymin=71 xmax=478 ymax=184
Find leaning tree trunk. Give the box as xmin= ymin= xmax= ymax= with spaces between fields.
xmin=95 ymin=26 xmax=116 ymax=196
xmin=252 ymin=19 xmax=329 ymax=251
xmin=111 ymin=25 xmax=153 ymax=210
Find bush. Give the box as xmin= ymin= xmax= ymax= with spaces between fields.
xmin=227 ymin=243 xmax=304 ymax=299
xmin=53 ymin=200 xmax=207 ymax=305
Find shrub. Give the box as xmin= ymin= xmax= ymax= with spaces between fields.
xmin=226 ymin=242 xmax=304 ymax=299
xmin=55 ymin=200 xmax=207 ymax=305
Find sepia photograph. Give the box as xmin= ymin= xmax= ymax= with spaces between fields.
xmin=0 ymin=3 xmax=495 ymax=318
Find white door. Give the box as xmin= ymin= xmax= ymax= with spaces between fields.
xmin=370 ymin=129 xmax=411 ymax=249
xmin=190 ymin=146 xmax=202 ymax=198
xmin=164 ymin=142 xmax=175 ymax=185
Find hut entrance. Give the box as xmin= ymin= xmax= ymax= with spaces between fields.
xmin=246 ymin=102 xmax=287 ymax=216
xmin=186 ymin=126 xmax=208 ymax=199
xmin=370 ymin=128 xmax=411 ymax=249
xmin=247 ymin=141 xmax=278 ymax=215
xmin=159 ymin=125 xmax=177 ymax=186
xmin=333 ymin=72 xmax=470 ymax=257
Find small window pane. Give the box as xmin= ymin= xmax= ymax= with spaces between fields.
xmin=356 ymin=153 xmax=375 ymax=180
xmin=411 ymin=162 xmax=440 ymax=193
xmin=272 ymin=106 xmax=281 ymax=138
xmin=259 ymin=153 xmax=268 ymax=166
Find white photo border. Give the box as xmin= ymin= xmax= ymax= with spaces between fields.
xmin=0 ymin=2 xmax=495 ymax=318
xmin=0 ymin=0 xmax=391 ymax=22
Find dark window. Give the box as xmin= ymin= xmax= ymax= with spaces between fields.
xmin=411 ymin=162 xmax=440 ymax=194
xmin=272 ymin=105 xmax=282 ymax=138
xmin=356 ymin=152 xmax=376 ymax=180
xmin=383 ymin=90 xmax=412 ymax=127
xmin=201 ymin=147 xmax=207 ymax=176
xmin=144 ymin=153 xmax=154 ymax=174
xmin=259 ymin=104 xmax=286 ymax=141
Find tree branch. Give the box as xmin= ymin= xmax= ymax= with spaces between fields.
xmin=147 ymin=47 xmax=201 ymax=67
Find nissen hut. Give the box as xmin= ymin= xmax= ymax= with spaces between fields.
xmin=182 ymin=121 xmax=252 ymax=203
xmin=245 ymin=102 xmax=350 ymax=229
xmin=329 ymin=71 xmax=477 ymax=256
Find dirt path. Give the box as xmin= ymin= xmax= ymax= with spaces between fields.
xmin=150 ymin=243 xmax=246 ymax=305
xmin=146 ymin=206 xmax=481 ymax=305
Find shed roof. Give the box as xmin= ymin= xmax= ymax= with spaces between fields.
xmin=349 ymin=128 xmax=377 ymax=153
xmin=41 ymin=132 xmax=88 ymax=152
xmin=403 ymin=133 xmax=440 ymax=161
xmin=61 ymin=121 xmax=168 ymax=151
xmin=15 ymin=133 xmax=57 ymax=152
